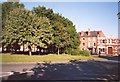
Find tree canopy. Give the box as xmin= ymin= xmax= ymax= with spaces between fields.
xmin=2 ymin=4 xmax=80 ymax=55
xmin=2 ymin=7 xmax=53 ymax=55
xmin=33 ymin=6 xmax=80 ymax=54
xmin=2 ymin=2 xmax=24 ymax=28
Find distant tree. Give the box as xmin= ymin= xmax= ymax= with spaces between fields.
xmin=2 ymin=8 xmax=52 ymax=56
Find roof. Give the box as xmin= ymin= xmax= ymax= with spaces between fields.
xmin=79 ymin=31 xmax=102 ymax=37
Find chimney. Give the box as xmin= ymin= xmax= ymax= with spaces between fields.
xmin=88 ymin=28 xmax=90 ymax=35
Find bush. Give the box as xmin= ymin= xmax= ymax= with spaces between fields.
xmin=64 ymin=49 xmax=80 ymax=55
xmin=64 ymin=48 xmax=71 ymax=54
xmin=64 ymin=49 xmax=90 ymax=56
xmin=71 ymin=49 xmax=80 ymax=55
xmin=79 ymin=50 xmax=90 ymax=56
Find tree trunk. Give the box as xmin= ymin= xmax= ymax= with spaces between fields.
xmin=29 ymin=51 xmax=32 ymax=56
xmin=28 ymin=45 xmax=32 ymax=56
xmin=23 ymin=43 xmax=24 ymax=52
xmin=58 ymin=48 xmax=59 ymax=55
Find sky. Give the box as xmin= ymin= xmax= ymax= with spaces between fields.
xmin=1 ymin=0 xmax=119 ymax=2
xmin=20 ymin=2 xmax=118 ymax=37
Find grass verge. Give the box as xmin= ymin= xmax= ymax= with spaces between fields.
xmin=1 ymin=53 xmax=107 ymax=62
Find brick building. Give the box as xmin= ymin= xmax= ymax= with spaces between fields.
xmin=97 ymin=36 xmax=120 ymax=55
xmin=79 ymin=29 xmax=120 ymax=55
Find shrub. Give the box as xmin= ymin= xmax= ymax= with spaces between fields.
xmin=71 ymin=49 xmax=80 ymax=55
xmin=64 ymin=49 xmax=80 ymax=55
xmin=64 ymin=49 xmax=90 ymax=56
xmin=64 ymin=48 xmax=71 ymax=54
xmin=80 ymin=50 xmax=90 ymax=56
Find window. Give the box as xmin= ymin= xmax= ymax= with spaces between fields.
xmin=115 ymin=40 xmax=118 ymax=43
xmin=110 ymin=39 xmax=112 ymax=43
xmin=107 ymin=39 xmax=109 ymax=44
xmin=102 ymin=40 xmax=105 ymax=43
xmin=88 ymin=42 xmax=90 ymax=47
xmin=83 ymin=43 xmax=85 ymax=46
xmin=99 ymin=48 xmax=105 ymax=52
xmin=101 ymin=48 xmax=105 ymax=52
xmin=109 ymin=39 xmax=110 ymax=43
xmin=83 ymin=38 xmax=85 ymax=40
xmin=102 ymin=48 xmax=105 ymax=52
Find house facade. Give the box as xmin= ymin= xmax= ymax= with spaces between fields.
xmin=79 ymin=29 xmax=120 ymax=56
xmin=97 ymin=36 xmax=120 ymax=55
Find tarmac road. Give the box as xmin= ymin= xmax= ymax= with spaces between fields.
xmin=1 ymin=60 xmax=120 ymax=81
xmin=2 ymin=62 xmax=36 ymax=72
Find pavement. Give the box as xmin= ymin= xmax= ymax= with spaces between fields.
xmin=0 ymin=60 xmax=120 ymax=81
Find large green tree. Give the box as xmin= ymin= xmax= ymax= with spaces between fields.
xmin=2 ymin=8 xmax=52 ymax=55
xmin=52 ymin=17 xmax=69 ymax=55
xmin=33 ymin=6 xmax=80 ymax=54
xmin=2 ymin=2 xmax=24 ymax=27
xmin=1 ymin=2 xmax=24 ymax=52
xmin=2 ymin=5 xmax=80 ymax=55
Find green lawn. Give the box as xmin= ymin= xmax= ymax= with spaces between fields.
xmin=0 ymin=53 xmax=107 ymax=62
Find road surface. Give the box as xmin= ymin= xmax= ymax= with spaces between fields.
xmin=1 ymin=60 xmax=119 ymax=81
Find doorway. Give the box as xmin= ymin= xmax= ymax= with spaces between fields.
xmin=108 ymin=47 xmax=113 ymax=54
